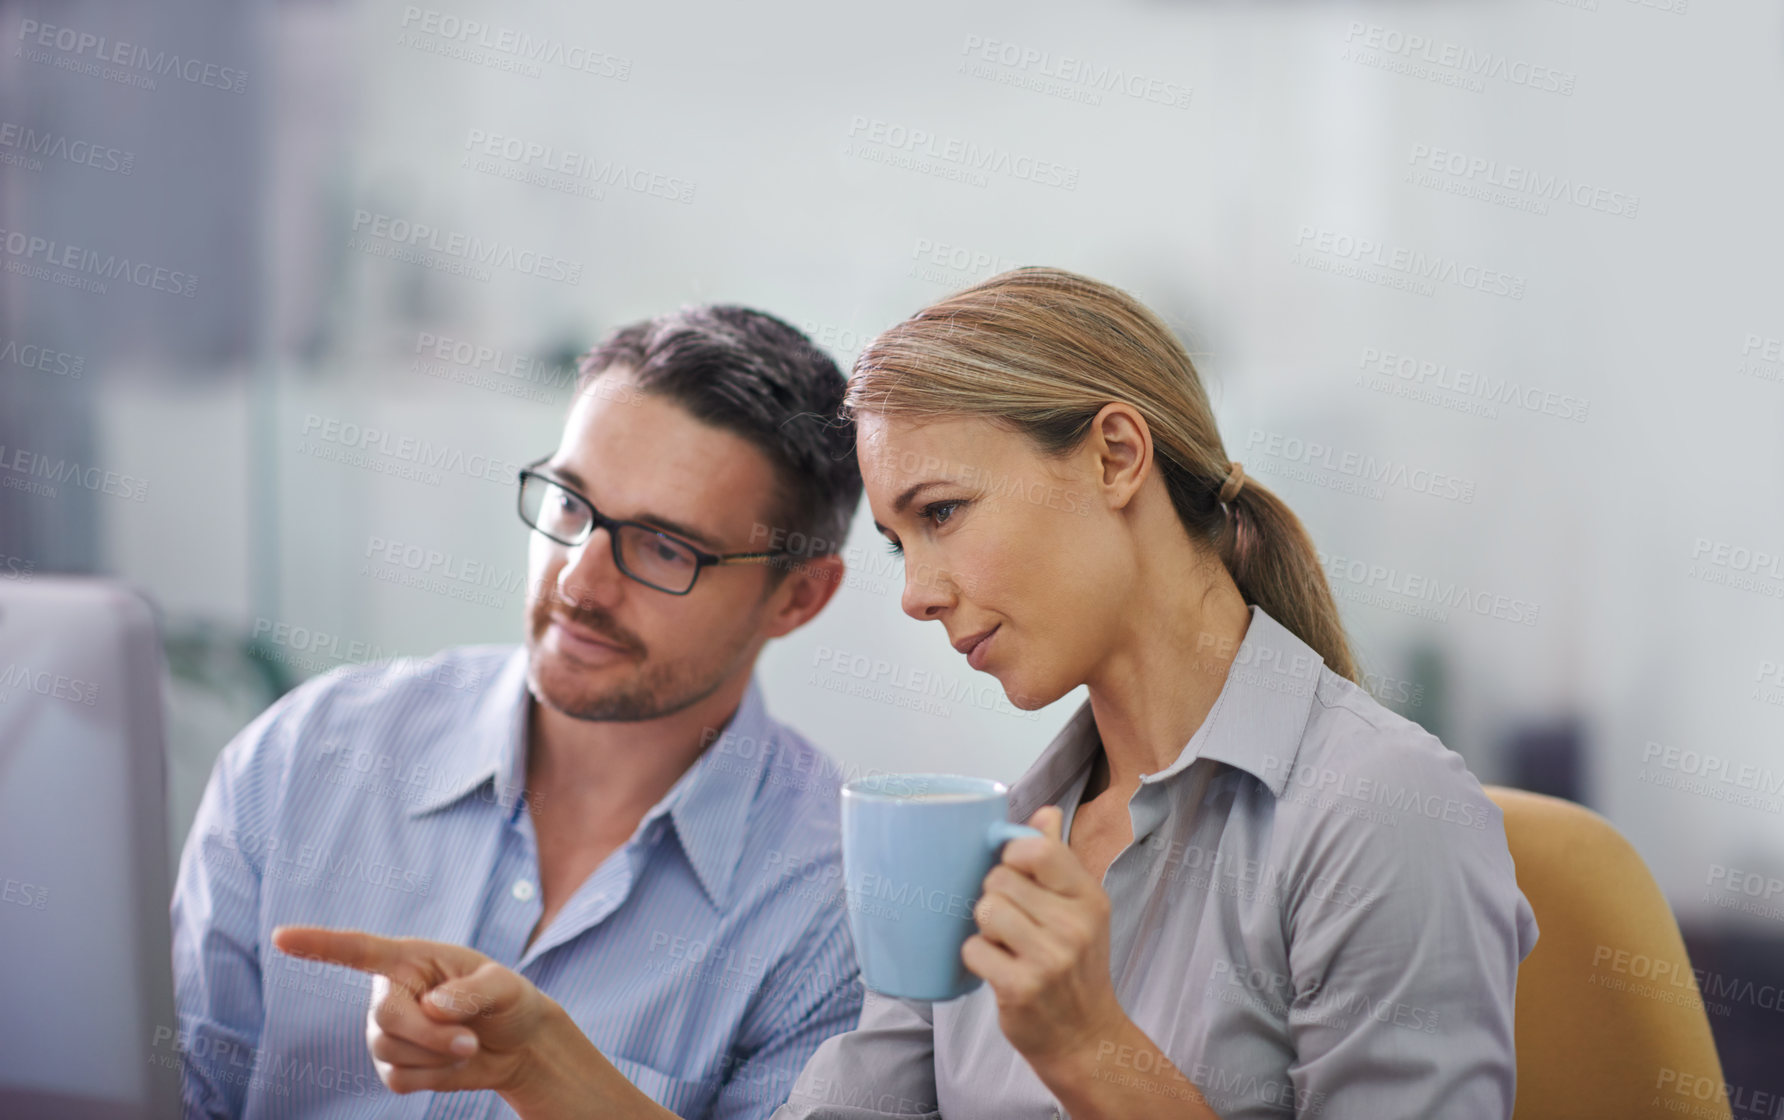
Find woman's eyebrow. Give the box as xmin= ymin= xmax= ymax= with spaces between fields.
xmin=892 ymin=479 xmax=948 ymax=515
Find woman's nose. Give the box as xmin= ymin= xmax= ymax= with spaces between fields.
xmin=899 ymin=559 xmax=951 ymax=620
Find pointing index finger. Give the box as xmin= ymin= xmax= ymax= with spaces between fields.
xmin=273 ymin=925 xmax=406 ymax=976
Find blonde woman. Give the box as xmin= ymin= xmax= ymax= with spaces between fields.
xmin=277 ymin=268 xmax=1536 ymax=1119
xmin=772 ymin=267 xmax=1537 ymax=1119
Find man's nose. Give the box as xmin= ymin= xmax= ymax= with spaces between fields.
xmin=556 ymin=526 xmax=627 ymax=608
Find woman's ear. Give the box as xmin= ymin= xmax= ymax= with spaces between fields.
xmin=1088 ymin=402 xmax=1153 ymax=509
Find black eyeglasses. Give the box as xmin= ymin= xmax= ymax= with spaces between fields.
xmin=517 ymin=457 xmax=795 ymax=595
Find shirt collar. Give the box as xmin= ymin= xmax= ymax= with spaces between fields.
xmin=407 ymin=645 xmax=533 ymax=819
xmin=660 ymin=675 xmax=775 ymax=910
xmin=407 ymin=649 xmax=773 ymax=911
xmin=1009 ymin=604 xmax=1322 ymax=819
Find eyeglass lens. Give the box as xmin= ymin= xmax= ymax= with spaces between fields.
xmin=520 ymin=474 xmax=701 ymax=592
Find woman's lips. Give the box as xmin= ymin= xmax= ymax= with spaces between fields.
xmin=966 ymin=625 xmax=998 ymax=671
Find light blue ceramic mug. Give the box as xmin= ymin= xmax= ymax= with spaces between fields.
xmin=840 ymin=773 xmax=1043 ymax=1001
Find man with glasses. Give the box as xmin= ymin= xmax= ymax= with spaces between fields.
xmin=172 ymin=306 xmax=866 ymax=1119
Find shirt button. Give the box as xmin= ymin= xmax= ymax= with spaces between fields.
xmin=511 ymin=879 xmax=537 ymax=902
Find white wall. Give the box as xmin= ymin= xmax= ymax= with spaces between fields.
xmin=101 ymin=0 xmax=1784 ymax=929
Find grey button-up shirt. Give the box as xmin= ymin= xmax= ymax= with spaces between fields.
xmin=774 ymin=603 xmax=1538 ymax=1119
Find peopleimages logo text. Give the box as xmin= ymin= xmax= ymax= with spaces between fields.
xmin=0 ymin=225 xmax=198 ymax=297
xmin=15 ymin=18 xmax=249 ymax=92
xmin=1406 ymin=144 xmax=1637 ymax=218
xmin=1342 ymin=22 xmax=1576 ymax=95
xmin=0 ymin=121 xmax=134 ymax=174
xmin=397 ymin=6 xmax=631 ymax=79
xmin=349 ymin=210 xmax=582 ymax=285
xmin=958 ymin=35 xmax=1193 ymax=109
xmin=1295 ymin=225 xmax=1526 ymax=300
xmin=462 ymin=129 xmax=694 ymax=203
xmin=845 ymin=116 xmax=1080 ymax=191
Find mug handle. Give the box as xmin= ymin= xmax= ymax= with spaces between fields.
xmin=986 ymin=820 xmax=1044 ymax=853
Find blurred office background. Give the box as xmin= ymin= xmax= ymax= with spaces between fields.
xmin=2 ymin=0 xmax=1780 ymax=1104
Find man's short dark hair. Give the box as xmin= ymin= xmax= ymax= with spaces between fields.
xmin=575 ymin=305 xmax=861 ymax=563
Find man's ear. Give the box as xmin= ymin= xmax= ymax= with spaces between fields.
xmin=762 ymin=554 xmax=846 ymax=639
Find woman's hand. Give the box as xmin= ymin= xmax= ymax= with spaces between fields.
xmin=962 ymin=805 xmax=1129 ymax=1066
xmin=963 ymin=812 xmax=1220 ymax=1119
xmin=271 ymin=926 xmax=553 ymax=1094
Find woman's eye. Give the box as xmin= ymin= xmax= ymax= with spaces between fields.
xmin=882 ymin=500 xmax=962 ymax=556
xmin=922 ymin=500 xmax=962 ymax=526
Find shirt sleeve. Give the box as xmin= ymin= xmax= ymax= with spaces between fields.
xmin=1278 ymin=727 xmax=1539 ymax=1119
xmin=769 ymin=989 xmax=943 ymax=1120
xmin=169 ymin=692 xmax=302 ymax=1118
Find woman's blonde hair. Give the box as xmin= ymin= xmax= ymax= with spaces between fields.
xmin=844 ymin=266 xmax=1359 ymax=684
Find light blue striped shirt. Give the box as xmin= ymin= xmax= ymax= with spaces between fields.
xmin=171 ymin=643 xmax=864 ymax=1119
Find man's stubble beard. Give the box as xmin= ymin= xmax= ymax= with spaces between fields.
xmin=527 ymin=642 xmax=727 ymax=722
xmin=525 ymin=594 xmax=747 ymax=722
